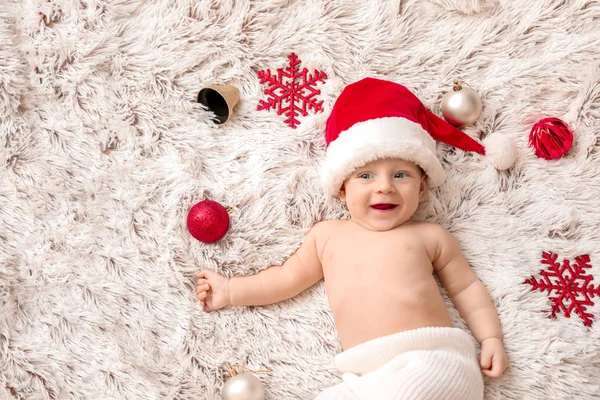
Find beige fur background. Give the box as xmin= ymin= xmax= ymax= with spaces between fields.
xmin=1 ymin=0 xmax=599 ymax=399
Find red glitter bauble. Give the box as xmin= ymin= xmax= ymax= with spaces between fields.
xmin=529 ymin=117 xmax=573 ymax=160
xmin=187 ymin=200 xmax=230 ymax=243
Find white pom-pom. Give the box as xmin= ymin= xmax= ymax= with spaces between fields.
xmin=482 ymin=132 xmax=517 ymax=170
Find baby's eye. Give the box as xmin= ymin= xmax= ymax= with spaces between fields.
xmin=359 ymin=173 xmax=372 ymax=179
xmin=394 ymin=172 xmax=406 ymax=178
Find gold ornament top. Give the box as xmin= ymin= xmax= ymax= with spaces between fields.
xmin=451 ymin=79 xmax=474 ymax=92
xmin=225 ymin=364 xmax=272 ymax=378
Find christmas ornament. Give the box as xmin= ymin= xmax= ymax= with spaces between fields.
xmin=524 ymin=252 xmax=599 ymax=327
xmin=257 ymin=53 xmax=327 ymax=129
xmin=187 ymin=200 xmax=230 ymax=243
xmin=222 ymin=372 xmax=265 ymax=400
xmin=221 ymin=364 xmax=271 ymax=400
xmin=441 ymin=80 xmax=482 ymax=127
xmin=529 ymin=117 xmax=573 ymax=159
xmin=198 ymin=84 xmax=240 ymax=124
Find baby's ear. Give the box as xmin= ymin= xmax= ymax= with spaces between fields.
xmin=338 ymin=184 xmax=346 ymax=203
xmin=419 ymin=174 xmax=428 ymax=202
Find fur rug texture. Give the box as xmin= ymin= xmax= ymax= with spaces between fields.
xmin=1 ymin=0 xmax=600 ymax=399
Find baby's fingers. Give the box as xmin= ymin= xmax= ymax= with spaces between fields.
xmin=197 ymin=278 xmax=207 ymax=286
xmin=195 ymin=283 xmax=210 ymax=294
xmin=483 ymin=368 xmax=502 ymax=378
xmin=480 ymin=350 xmax=493 ymax=371
xmin=482 ymin=355 xmax=503 ymax=378
xmin=196 ymin=270 xmax=211 ymax=280
xmin=197 ymin=291 xmax=208 ymax=301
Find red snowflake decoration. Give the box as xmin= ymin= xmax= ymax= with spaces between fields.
xmin=257 ymin=53 xmax=327 ymax=129
xmin=524 ymin=252 xmax=600 ymax=327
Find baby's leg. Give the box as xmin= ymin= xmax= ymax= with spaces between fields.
xmin=314 ymin=381 xmax=359 ymax=400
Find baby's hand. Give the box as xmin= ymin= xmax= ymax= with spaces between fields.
xmin=196 ymin=270 xmax=230 ymax=311
xmin=480 ymin=337 xmax=508 ymax=378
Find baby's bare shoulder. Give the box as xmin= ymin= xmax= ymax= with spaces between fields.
xmin=304 ymin=220 xmax=346 ymax=260
xmin=408 ymin=221 xmax=455 ymax=243
xmin=406 ymin=221 xmax=456 ymax=261
xmin=310 ymin=219 xmax=347 ymax=237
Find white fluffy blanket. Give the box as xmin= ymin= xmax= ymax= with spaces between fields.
xmin=1 ymin=0 xmax=599 ymax=399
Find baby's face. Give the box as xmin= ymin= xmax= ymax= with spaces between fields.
xmin=339 ymin=158 xmax=427 ymax=231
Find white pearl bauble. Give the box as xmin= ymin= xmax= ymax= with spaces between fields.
xmin=221 ymin=372 xmax=266 ymax=400
xmin=441 ymin=83 xmax=482 ymax=127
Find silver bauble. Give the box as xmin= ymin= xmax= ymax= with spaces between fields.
xmin=441 ymin=81 xmax=482 ymax=127
xmin=221 ymin=372 xmax=266 ymax=400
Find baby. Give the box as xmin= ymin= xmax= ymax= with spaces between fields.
xmin=196 ymin=78 xmax=510 ymax=400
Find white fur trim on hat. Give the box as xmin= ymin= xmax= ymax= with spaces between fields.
xmin=321 ymin=117 xmax=446 ymax=198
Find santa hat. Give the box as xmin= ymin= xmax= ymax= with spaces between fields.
xmin=321 ymin=77 xmax=517 ymax=198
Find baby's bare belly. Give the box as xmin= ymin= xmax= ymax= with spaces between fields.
xmin=326 ymin=276 xmax=452 ymax=351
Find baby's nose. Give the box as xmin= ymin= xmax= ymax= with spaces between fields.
xmin=376 ymin=179 xmax=395 ymax=193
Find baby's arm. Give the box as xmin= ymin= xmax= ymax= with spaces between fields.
xmin=431 ymin=225 xmax=508 ymax=378
xmin=198 ymin=222 xmax=327 ymax=310
xmin=229 ymin=222 xmax=325 ymax=306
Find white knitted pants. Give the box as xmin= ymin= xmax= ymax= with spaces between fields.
xmin=315 ymin=327 xmax=484 ymax=400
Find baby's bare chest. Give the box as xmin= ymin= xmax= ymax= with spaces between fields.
xmin=322 ymin=230 xmax=435 ymax=283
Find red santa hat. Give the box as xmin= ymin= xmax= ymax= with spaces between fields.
xmin=321 ymin=77 xmax=517 ymax=198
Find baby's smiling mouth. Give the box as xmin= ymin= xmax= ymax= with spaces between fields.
xmin=370 ymin=203 xmax=398 ymax=211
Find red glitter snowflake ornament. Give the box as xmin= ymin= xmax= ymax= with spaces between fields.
xmin=257 ymin=53 xmax=327 ymax=129
xmin=524 ymin=252 xmax=600 ymax=327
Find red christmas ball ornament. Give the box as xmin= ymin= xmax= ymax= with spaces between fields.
xmin=529 ymin=117 xmax=573 ymax=160
xmin=187 ymin=200 xmax=230 ymax=243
